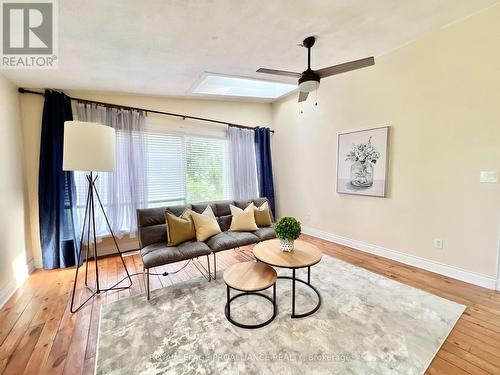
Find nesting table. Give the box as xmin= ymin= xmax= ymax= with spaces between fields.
xmin=253 ymin=239 xmax=323 ymax=318
xmin=223 ymin=261 xmax=277 ymax=329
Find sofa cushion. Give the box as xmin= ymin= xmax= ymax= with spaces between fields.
xmin=165 ymin=209 xmax=196 ymax=246
xmin=252 ymin=198 xmax=274 ymax=221
xmin=234 ymin=199 xmax=251 ymax=210
xmin=137 ymin=205 xmax=192 ymax=247
xmin=254 ymin=201 xmax=273 ymax=227
xmin=191 ymin=202 xmax=218 ymax=215
xmin=165 ymin=204 xmax=191 ymax=217
xmin=217 ymin=215 xmax=232 ymax=232
xmin=229 ymin=203 xmax=258 ymax=231
xmin=215 ymin=201 xmax=232 ymax=216
xmin=141 ymin=241 xmax=211 ymax=269
xmin=191 ymin=206 xmax=222 ymax=241
xmin=253 ymin=227 xmax=276 ymax=241
xmin=206 ymin=232 xmax=238 ymax=252
xmin=226 ymin=231 xmax=260 ymax=247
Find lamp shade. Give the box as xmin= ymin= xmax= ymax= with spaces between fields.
xmin=63 ymin=121 xmax=116 ymax=172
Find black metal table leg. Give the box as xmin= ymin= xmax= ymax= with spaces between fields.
xmin=227 ymin=285 xmax=231 ymax=318
xmin=292 ymin=268 xmax=296 ymax=316
xmin=224 ymin=285 xmax=277 ymax=329
xmin=276 ymin=266 xmax=321 ymax=319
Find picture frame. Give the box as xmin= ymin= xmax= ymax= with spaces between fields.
xmin=336 ymin=126 xmax=390 ymax=197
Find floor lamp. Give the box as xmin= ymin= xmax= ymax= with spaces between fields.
xmin=63 ymin=121 xmax=132 ymax=313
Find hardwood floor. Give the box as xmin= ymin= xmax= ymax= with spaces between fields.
xmin=1 ymin=234 xmax=500 ymax=374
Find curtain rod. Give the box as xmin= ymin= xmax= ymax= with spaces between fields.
xmin=18 ymin=88 xmax=274 ymax=133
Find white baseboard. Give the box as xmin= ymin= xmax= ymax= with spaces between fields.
xmin=0 ymin=258 xmax=36 ymax=309
xmin=302 ymin=226 xmax=498 ymax=290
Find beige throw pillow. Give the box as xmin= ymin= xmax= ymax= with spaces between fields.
xmin=229 ymin=203 xmax=259 ymax=231
xmin=190 ymin=205 xmax=221 ymax=241
xmin=165 ymin=209 xmax=196 ymax=246
xmin=254 ymin=201 xmax=273 ymax=227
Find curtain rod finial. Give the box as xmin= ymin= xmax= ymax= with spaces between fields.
xmin=18 ymin=87 xmax=26 ymax=93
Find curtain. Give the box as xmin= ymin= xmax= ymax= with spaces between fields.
xmin=39 ymin=90 xmax=80 ymax=269
xmin=76 ymin=103 xmax=148 ymax=237
xmin=254 ymin=127 xmax=276 ymax=214
xmin=228 ymin=127 xmax=259 ymax=200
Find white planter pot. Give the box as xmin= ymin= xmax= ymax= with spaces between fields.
xmin=280 ymin=239 xmax=294 ymax=252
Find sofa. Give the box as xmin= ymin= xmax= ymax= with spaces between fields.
xmin=136 ymin=197 xmax=275 ymax=299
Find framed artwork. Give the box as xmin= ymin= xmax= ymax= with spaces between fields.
xmin=336 ymin=126 xmax=390 ymax=197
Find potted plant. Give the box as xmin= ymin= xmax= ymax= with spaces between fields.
xmin=274 ymin=217 xmax=301 ymax=252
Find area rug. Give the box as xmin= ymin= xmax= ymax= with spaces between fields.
xmin=96 ymin=255 xmax=465 ymax=374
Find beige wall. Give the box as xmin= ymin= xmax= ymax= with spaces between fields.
xmin=0 ymin=73 xmax=32 ymax=306
xmin=19 ymin=91 xmax=272 ymax=266
xmin=272 ymin=5 xmax=500 ymax=278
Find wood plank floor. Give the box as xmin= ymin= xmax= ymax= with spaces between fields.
xmin=1 ymin=234 xmax=500 ymax=374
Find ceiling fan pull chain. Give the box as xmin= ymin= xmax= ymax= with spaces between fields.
xmin=315 ymin=90 xmax=318 ymax=106
xmin=300 ymin=102 xmax=303 ymax=114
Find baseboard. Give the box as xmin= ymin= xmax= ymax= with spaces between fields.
xmin=302 ymin=226 xmax=497 ymax=290
xmin=0 ymin=258 xmax=36 ymax=309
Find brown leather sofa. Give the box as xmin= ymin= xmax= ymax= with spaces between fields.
xmin=136 ymin=197 xmax=275 ymax=299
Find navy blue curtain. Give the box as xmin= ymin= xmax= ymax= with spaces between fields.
xmin=39 ymin=90 xmax=79 ymax=269
xmin=254 ymin=127 xmax=276 ymax=214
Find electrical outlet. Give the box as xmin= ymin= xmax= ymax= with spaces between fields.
xmin=434 ymin=239 xmax=443 ymax=249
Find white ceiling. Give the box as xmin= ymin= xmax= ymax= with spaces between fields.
xmin=2 ymin=0 xmax=497 ymax=101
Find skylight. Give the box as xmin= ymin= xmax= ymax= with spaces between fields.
xmin=192 ymin=74 xmax=296 ymax=99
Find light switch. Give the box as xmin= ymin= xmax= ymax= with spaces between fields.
xmin=480 ymin=171 xmax=498 ymax=183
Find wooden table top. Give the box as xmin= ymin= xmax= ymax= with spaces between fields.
xmin=223 ymin=261 xmax=277 ymax=292
xmin=253 ymin=239 xmax=323 ymax=268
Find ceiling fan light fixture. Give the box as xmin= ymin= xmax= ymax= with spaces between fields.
xmin=298 ymin=79 xmax=320 ymax=93
xmin=257 ymin=35 xmax=374 ymax=102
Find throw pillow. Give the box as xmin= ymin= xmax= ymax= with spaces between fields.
xmin=254 ymin=201 xmax=273 ymax=227
xmin=165 ymin=208 xmax=196 ymax=246
xmin=229 ymin=202 xmax=259 ymax=231
xmin=190 ymin=205 xmax=222 ymax=241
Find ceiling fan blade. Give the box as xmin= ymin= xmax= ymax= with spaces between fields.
xmin=257 ymin=68 xmax=301 ymax=78
xmin=315 ymin=57 xmax=375 ymax=78
xmin=298 ymin=91 xmax=309 ymax=102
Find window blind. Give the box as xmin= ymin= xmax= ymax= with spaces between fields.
xmin=185 ymin=135 xmax=230 ymax=203
xmin=146 ymin=128 xmax=186 ymax=207
xmin=145 ymin=124 xmax=231 ymax=207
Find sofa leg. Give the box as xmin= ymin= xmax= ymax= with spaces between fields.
xmin=207 ymin=254 xmax=211 ymax=282
xmin=145 ymin=268 xmax=150 ymax=300
xmin=213 ymin=253 xmax=217 ymax=280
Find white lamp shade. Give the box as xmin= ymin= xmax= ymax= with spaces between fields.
xmin=63 ymin=121 xmax=116 ymax=172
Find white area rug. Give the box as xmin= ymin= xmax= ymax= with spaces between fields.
xmin=96 ymin=255 xmax=465 ymax=374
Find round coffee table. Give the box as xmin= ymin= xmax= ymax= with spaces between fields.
xmin=253 ymin=239 xmax=322 ymax=318
xmin=223 ymin=261 xmax=277 ymax=329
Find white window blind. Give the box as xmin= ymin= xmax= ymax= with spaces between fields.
xmin=146 ymin=124 xmax=230 ymax=207
xmin=185 ymin=135 xmax=230 ymax=203
xmin=146 ymin=129 xmax=186 ymax=207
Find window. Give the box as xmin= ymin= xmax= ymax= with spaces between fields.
xmin=73 ymin=124 xmax=231 ymax=237
xmin=192 ymin=73 xmax=297 ymax=99
xmin=146 ymin=124 xmax=230 ymax=207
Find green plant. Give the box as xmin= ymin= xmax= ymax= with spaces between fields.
xmin=274 ymin=217 xmax=301 ymax=241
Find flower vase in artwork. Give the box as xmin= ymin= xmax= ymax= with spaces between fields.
xmin=350 ymin=160 xmax=374 ymax=187
xmin=345 ymin=136 xmax=379 ymax=188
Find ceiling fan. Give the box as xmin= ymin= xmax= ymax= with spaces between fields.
xmin=257 ymin=36 xmax=375 ymax=102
